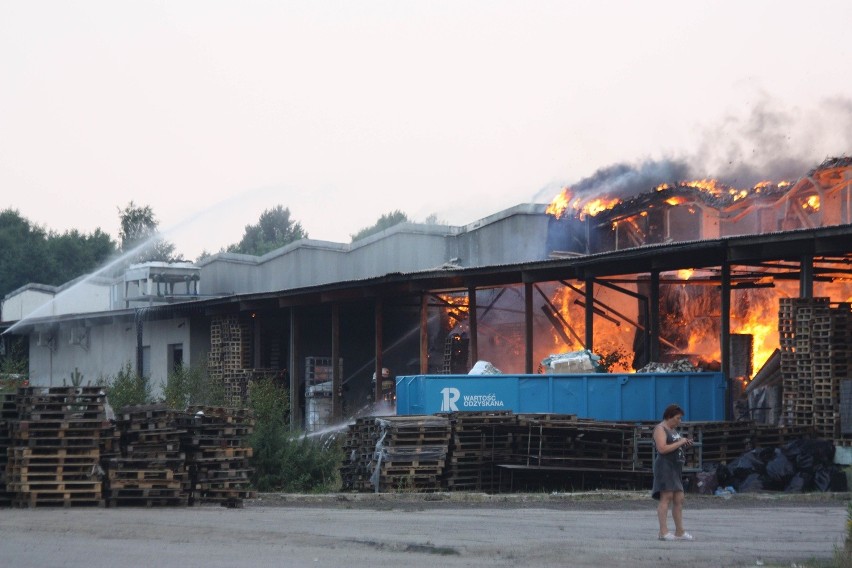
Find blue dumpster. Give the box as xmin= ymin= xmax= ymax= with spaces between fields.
xmin=395 ymin=373 xmax=726 ymax=421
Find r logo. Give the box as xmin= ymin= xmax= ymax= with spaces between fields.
xmin=440 ymin=387 xmax=460 ymax=412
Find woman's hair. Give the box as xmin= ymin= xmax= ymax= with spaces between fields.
xmin=662 ymin=403 xmax=684 ymax=420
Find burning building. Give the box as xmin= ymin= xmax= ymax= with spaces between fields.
xmin=547 ymin=156 xmax=852 ymax=255
xmin=4 ymin=157 xmax=851 ymax=443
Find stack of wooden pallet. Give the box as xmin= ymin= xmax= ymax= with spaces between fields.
xmin=812 ymin=303 xmax=851 ymax=442
xmin=339 ymin=412 xmax=821 ymax=493
xmin=0 ymin=393 xmax=16 ymax=505
xmin=5 ymin=386 xmax=109 ymax=507
xmin=779 ymin=297 xmax=851 ymax=446
xmin=341 ymin=416 xmax=450 ymax=492
xmin=684 ymin=421 xmax=754 ymax=465
xmin=441 ymin=411 xmax=516 ymax=492
xmin=207 ymin=316 xmax=252 ymax=406
xmin=636 ymin=421 xmax=817 ymax=470
xmin=510 ymin=416 xmax=637 ymax=470
xmin=179 ymin=406 xmax=255 ymax=505
xmin=107 ymin=404 xmax=189 ymax=507
xmin=340 ymin=417 xmax=373 ymax=491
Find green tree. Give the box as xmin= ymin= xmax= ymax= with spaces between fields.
xmin=0 ymin=208 xmax=117 ymax=299
xmin=246 ymin=376 xmax=342 ymax=492
xmin=350 ymin=210 xmax=408 ymax=242
xmin=422 ymin=213 xmax=445 ymax=225
xmin=118 ymin=201 xmax=181 ymax=263
xmin=162 ymin=364 xmax=225 ymax=410
xmin=248 ymin=376 xmax=290 ymax=426
xmin=0 ymin=209 xmax=52 ymax=296
xmin=0 ymin=338 xmax=27 ymax=376
xmin=44 ymin=228 xmax=116 ymax=283
xmin=100 ymin=360 xmax=153 ymax=412
xmin=227 ymin=205 xmax=307 ymax=256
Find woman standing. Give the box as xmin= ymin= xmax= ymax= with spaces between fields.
xmin=652 ymin=403 xmax=694 ymax=541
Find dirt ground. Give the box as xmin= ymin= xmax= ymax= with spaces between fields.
xmin=0 ymin=491 xmax=849 ymax=568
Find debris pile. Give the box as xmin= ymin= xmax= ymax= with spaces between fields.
xmin=541 ymin=351 xmax=602 ymax=374
xmin=636 ymin=359 xmax=698 ymax=373
xmin=468 ymin=360 xmax=502 ymax=375
xmin=809 ymin=155 xmax=852 ymax=175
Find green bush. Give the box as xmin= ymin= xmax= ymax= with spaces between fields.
xmin=0 ymin=338 xmax=28 ymax=393
xmin=99 ymin=360 xmax=152 ymax=412
xmin=250 ymin=424 xmax=342 ymax=492
xmin=162 ymin=364 xmax=224 ymax=410
xmin=64 ymin=367 xmax=86 ymax=387
xmin=247 ymin=376 xmax=289 ymax=426
xmin=247 ymin=376 xmax=342 ymax=492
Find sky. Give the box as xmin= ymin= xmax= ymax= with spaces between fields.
xmin=2 ymin=1 xmax=852 ymax=260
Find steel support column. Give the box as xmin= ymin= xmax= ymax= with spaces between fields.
xmin=289 ymin=308 xmax=302 ymax=431
xmin=468 ymin=286 xmax=478 ymax=367
xmin=420 ymin=294 xmax=429 ymax=374
xmin=331 ymin=304 xmax=341 ymax=422
xmin=524 ymin=282 xmax=534 ymax=374
xmin=721 ymin=262 xmax=732 ymax=421
xmin=800 ymin=255 xmax=814 ymax=299
xmin=374 ymin=298 xmax=384 ymax=402
xmin=650 ymin=271 xmax=660 ymax=363
xmin=584 ymin=278 xmax=594 ymax=352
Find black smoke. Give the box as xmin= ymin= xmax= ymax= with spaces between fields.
xmin=534 ymin=95 xmax=852 ymax=204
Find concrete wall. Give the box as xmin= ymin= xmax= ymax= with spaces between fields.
xmin=26 ymin=315 xmax=194 ymax=399
xmin=28 ymin=318 xmax=137 ymax=387
xmin=197 ymin=253 xmax=260 ymax=295
xmin=456 ymin=205 xmax=551 ymax=266
xmin=2 ymin=286 xmax=55 ymax=322
xmin=53 ymin=280 xmax=111 ymax=315
xmin=3 ymin=279 xmax=112 ymax=322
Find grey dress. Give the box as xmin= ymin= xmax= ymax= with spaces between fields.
xmin=651 ymin=425 xmax=685 ymax=500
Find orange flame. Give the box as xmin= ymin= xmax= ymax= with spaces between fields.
xmin=546 ymin=188 xmax=573 ymax=218
xmin=579 ymin=197 xmax=621 ymax=219
xmin=802 ymin=194 xmax=820 ymax=212
xmin=547 ymin=189 xmax=621 ymax=220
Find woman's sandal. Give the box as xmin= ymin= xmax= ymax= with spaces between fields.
xmin=658 ymin=532 xmax=676 ymax=541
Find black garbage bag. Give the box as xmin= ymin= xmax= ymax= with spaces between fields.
xmin=784 ymin=471 xmax=813 ymax=493
xmin=695 ymin=470 xmax=719 ymax=495
xmin=715 ymin=463 xmax=733 ymax=487
xmin=754 ymin=446 xmax=776 ymax=463
xmin=782 ymin=439 xmax=835 ymax=472
xmin=829 ymin=466 xmax=849 ymax=492
xmin=813 ymin=464 xmax=849 ymax=492
xmin=727 ymin=449 xmax=767 ymax=480
xmin=813 ymin=465 xmax=832 ymax=492
xmin=764 ymin=449 xmax=795 ymax=490
xmin=736 ymin=472 xmax=764 ymax=493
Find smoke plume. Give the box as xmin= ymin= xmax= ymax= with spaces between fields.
xmin=537 ymin=95 xmax=852 ymax=203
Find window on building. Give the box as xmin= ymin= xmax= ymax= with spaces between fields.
xmin=141 ymin=346 xmax=151 ymax=378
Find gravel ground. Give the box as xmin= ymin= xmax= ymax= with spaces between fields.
xmin=0 ymin=491 xmax=849 ymax=568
